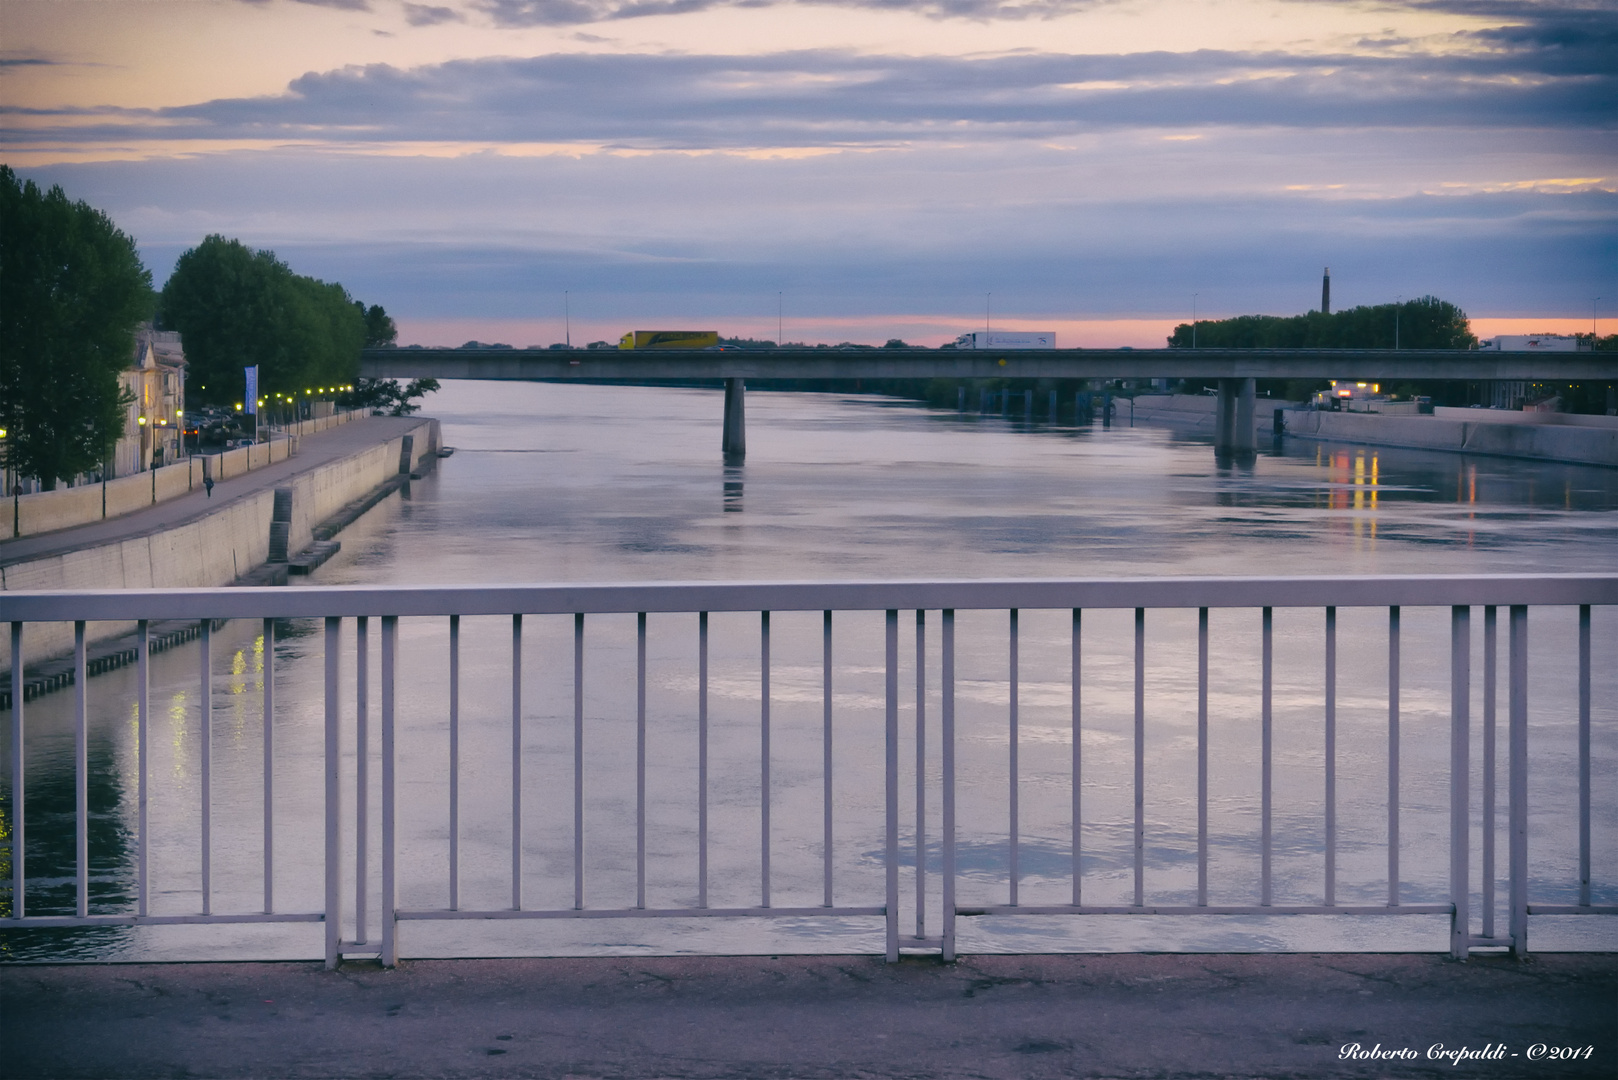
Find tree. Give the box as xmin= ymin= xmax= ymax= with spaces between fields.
xmin=0 ymin=166 xmax=152 ymax=489
xmin=358 ymin=303 xmax=397 ymax=347
xmin=1168 ymin=297 xmax=1476 ymax=350
xmin=162 ymin=235 xmax=366 ymax=406
xmin=338 ymin=377 xmax=440 ymax=416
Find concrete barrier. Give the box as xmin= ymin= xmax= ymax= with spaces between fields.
xmin=1433 ymin=407 xmax=1618 ymax=429
xmin=1 ymin=418 xmax=439 ymax=670
xmin=8 ymin=430 xmax=318 ymax=540
xmin=1126 ymin=394 xmax=1299 ymax=435
xmin=14 ymin=483 xmax=102 ymax=537
xmin=1283 ymin=410 xmax=1618 ymax=468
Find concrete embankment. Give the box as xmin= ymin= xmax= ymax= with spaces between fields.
xmin=7 ymin=409 xmax=370 ymax=539
xmin=1123 ymin=393 xmax=1618 ymax=467
xmin=0 ymin=416 xmax=440 ymax=673
xmin=1123 ymin=393 xmax=1298 ymax=436
xmin=1283 ymin=409 xmax=1618 ymax=468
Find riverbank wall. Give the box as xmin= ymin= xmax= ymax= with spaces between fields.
xmin=1282 ymin=409 xmax=1618 ymax=468
xmin=1 ymin=418 xmax=440 ymax=672
xmin=8 ymin=410 xmax=370 ymax=539
xmin=1123 ymin=393 xmax=1298 ymax=434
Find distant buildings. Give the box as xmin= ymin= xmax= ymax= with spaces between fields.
xmin=112 ymin=325 xmax=187 ymax=476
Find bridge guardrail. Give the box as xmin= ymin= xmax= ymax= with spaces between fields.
xmin=4 ymin=575 xmax=1613 ymax=965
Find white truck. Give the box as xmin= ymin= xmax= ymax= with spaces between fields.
xmin=952 ymin=331 xmax=1056 ymax=349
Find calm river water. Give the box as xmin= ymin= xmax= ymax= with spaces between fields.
xmin=5 ymin=381 xmax=1615 ymax=961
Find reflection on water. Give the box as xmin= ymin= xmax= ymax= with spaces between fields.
xmin=4 ymin=382 xmax=1614 ymax=961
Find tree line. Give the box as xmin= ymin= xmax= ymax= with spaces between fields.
xmin=1167 ymin=297 xmax=1476 ymax=350
xmin=162 ymin=235 xmax=395 ymax=406
xmin=0 ymin=166 xmax=410 ymax=489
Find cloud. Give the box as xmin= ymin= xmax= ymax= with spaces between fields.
xmin=403 ymin=2 xmax=467 ymax=24
xmin=476 ymin=0 xmax=1110 ymax=23
xmin=8 ymin=37 xmax=1611 ymax=153
xmin=23 ymin=137 xmax=1611 ymax=324
xmin=241 ymin=0 xmax=375 ymax=9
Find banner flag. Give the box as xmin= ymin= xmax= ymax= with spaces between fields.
xmin=245 ymin=366 xmax=258 ymax=415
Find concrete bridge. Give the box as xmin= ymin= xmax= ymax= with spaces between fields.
xmin=360 ymin=347 xmax=1617 ymax=460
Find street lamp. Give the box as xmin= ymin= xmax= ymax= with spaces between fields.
xmin=1192 ymin=293 xmax=1198 ymax=349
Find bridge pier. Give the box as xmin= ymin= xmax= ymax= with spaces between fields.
xmin=1215 ymin=377 xmax=1257 ymax=458
xmin=722 ymin=377 xmax=746 ymax=462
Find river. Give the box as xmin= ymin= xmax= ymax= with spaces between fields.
xmin=4 ymin=381 xmax=1614 ymax=961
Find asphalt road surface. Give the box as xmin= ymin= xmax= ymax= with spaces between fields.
xmin=4 ymin=952 xmax=1613 ymax=1079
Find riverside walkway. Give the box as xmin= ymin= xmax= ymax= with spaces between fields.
xmin=0 ymin=415 xmax=431 ymax=571
xmin=3 ymin=952 xmax=1612 ymax=1078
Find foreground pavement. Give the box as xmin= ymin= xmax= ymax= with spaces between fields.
xmin=3 ymin=952 xmax=1613 ymax=1079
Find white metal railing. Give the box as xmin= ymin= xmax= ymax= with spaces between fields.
xmin=2 ymin=575 xmax=1613 ymax=966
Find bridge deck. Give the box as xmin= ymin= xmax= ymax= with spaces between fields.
xmin=362 ymin=346 xmax=1617 ymax=382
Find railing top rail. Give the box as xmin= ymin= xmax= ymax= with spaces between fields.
xmin=3 ymin=574 xmax=1614 ymax=621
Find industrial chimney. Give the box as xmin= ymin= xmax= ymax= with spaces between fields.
xmin=1321 ymin=267 xmax=1331 ymax=315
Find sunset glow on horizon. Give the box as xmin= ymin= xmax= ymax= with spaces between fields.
xmin=2 ymin=0 xmax=1612 ymax=342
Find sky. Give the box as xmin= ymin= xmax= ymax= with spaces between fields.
xmin=2 ymin=0 xmax=1614 ymax=347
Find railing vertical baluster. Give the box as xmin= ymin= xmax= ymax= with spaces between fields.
xmin=574 ymin=611 xmax=584 ymax=911
xmin=1483 ymin=606 xmax=1497 ymax=939
xmin=915 ymin=609 xmax=926 ymax=940
xmin=698 ymin=611 xmax=709 ymax=909
xmin=637 ymin=612 xmax=647 ymax=911
xmin=1578 ymin=604 xmax=1591 ymax=909
xmin=1508 ymin=605 xmax=1528 ymax=956
xmin=380 ymin=615 xmax=398 ymax=967
xmin=1134 ymin=608 xmax=1145 ymax=908
xmin=200 ymin=619 xmax=212 ymax=917
xmin=512 ymin=614 xmax=523 ymax=911
xmin=1197 ymin=607 xmax=1208 ymax=908
xmin=138 ymin=620 xmax=149 ymax=918
xmin=262 ymin=617 xmax=274 ymax=915
xmin=1261 ymin=607 xmax=1272 ymax=908
xmin=1072 ymin=608 xmax=1082 ymax=907
xmin=324 ymin=616 xmax=342 ymax=969
xmin=942 ymin=609 xmax=956 ymax=961
xmin=1008 ymin=608 xmax=1019 ymax=907
xmin=1325 ymin=606 xmax=1336 ymax=907
xmin=355 ymin=616 xmax=368 ymax=944
xmin=1449 ymin=605 xmax=1471 ymax=960
xmin=1388 ymin=606 xmax=1400 ymax=907
xmin=74 ymin=621 xmax=87 ymax=918
xmin=761 ymin=611 xmax=771 ymax=908
xmin=8 ymin=622 xmax=22 ymax=920
xmin=448 ymin=614 xmax=459 ymax=911
xmin=823 ymin=610 xmax=833 ymax=908
xmin=885 ymin=609 xmax=899 ymax=962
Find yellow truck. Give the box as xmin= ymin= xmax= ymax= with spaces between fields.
xmin=618 ymin=330 xmax=720 ymax=350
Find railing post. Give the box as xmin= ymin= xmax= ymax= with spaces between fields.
xmin=1449 ymin=605 xmax=1471 ymax=960
xmin=262 ymin=617 xmax=274 ymax=915
xmin=381 ymin=616 xmax=397 ymax=967
xmin=75 ymin=622 xmax=88 ymax=919
xmin=941 ymin=609 xmax=956 ymax=961
xmin=355 ymin=617 xmax=368 ymax=945
xmin=885 ymin=608 xmax=899 ymax=962
xmin=1508 ymin=605 xmax=1529 ymax=957
xmin=324 ymin=616 xmax=342 ymax=969
xmin=138 ymin=620 xmax=149 ymax=918
xmin=8 ymin=622 xmax=23 ymax=920
xmin=914 ymin=609 xmax=926 ymax=941
xmin=1578 ymin=604 xmax=1591 ymax=910
xmin=200 ymin=619 xmax=212 ymax=917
